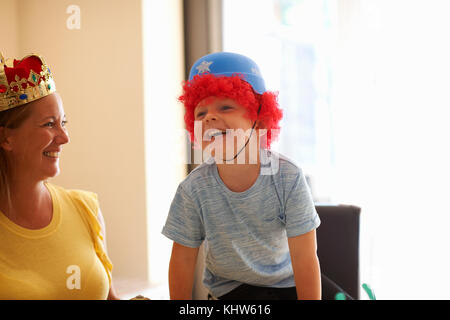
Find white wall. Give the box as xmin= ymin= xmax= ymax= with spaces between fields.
xmin=142 ymin=0 xmax=186 ymax=286
xmin=0 ymin=0 xmax=19 ymax=58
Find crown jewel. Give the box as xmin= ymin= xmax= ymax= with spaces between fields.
xmin=0 ymin=52 xmax=56 ymax=112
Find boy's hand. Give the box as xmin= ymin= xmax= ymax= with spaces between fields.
xmin=169 ymin=242 xmax=199 ymax=299
xmin=288 ymin=229 xmax=321 ymax=300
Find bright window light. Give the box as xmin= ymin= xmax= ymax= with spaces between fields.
xmin=223 ymin=0 xmax=450 ymax=299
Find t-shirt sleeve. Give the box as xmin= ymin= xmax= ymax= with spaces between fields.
xmin=69 ymin=189 xmax=114 ymax=285
xmin=284 ymin=169 xmax=321 ymax=238
xmin=161 ymin=184 xmax=205 ymax=248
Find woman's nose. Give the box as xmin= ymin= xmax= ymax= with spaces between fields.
xmin=56 ymin=126 xmax=70 ymax=145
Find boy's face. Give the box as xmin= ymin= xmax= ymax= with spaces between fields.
xmin=194 ymin=97 xmax=258 ymax=162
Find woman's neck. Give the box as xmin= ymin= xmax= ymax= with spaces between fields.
xmin=0 ymin=178 xmax=52 ymax=229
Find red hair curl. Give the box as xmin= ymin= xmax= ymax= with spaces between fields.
xmin=179 ymin=73 xmax=283 ymax=148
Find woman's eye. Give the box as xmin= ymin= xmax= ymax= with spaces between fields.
xmin=196 ymin=112 xmax=205 ymax=118
xmin=221 ymin=105 xmax=232 ymax=111
xmin=43 ymin=120 xmax=68 ymax=127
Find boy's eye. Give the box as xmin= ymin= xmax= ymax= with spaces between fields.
xmin=196 ymin=111 xmax=206 ymax=118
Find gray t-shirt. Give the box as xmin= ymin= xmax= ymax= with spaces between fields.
xmin=162 ymin=149 xmax=320 ymax=297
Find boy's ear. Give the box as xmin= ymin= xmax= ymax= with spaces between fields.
xmin=0 ymin=127 xmax=13 ymax=152
xmin=255 ymin=120 xmax=266 ymax=130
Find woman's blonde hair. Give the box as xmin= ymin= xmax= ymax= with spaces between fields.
xmin=0 ymin=103 xmax=33 ymax=207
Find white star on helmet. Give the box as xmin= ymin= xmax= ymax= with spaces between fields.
xmin=196 ymin=60 xmax=213 ymax=74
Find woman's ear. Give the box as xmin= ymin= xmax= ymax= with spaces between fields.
xmin=0 ymin=127 xmax=13 ymax=152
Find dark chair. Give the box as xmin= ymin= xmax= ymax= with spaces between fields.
xmin=315 ymin=204 xmax=361 ymax=300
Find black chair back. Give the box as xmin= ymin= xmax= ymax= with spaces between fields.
xmin=315 ymin=204 xmax=361 ymax=299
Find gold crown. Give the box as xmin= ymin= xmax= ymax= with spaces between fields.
xmin=0 ymin=52 xmax=56 ymax=112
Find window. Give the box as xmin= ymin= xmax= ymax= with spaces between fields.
xmin=223 ymin=0 xmax=450 ymax=299
xmin=223 ymin=0 xmax=337 ymax=202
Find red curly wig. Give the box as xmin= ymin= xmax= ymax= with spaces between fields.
xmin=179 ymin=73 xmax=283 ymax=148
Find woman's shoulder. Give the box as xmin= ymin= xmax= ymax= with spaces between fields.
xmin=47 ymin=182 xmax=96 ymax=197
xmin=46 ymin=183 xmax=99 ymax=212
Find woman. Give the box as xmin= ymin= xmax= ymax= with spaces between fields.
xmin=0 ymin=52 xmax=119 ymax=299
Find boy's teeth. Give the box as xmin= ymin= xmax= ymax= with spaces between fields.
xmin=43 ymin=151 xmax=59 ymax=158
xmin=210 ymin=130 xmax=225 ymax=137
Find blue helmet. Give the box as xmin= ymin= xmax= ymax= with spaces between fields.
xmin=188 ymin=52 xmax=266 ymax=94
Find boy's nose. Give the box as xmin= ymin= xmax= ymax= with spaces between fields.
xmin=204 ymin=112 xmax=217 ymax=122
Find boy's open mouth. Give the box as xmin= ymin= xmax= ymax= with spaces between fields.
xmin=205 ymin=129 xmax=226 ymax=140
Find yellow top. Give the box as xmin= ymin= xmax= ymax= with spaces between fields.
xmin=0 ymin=183 xmax=113 ymax=300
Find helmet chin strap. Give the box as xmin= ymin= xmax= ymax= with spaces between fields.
xmin=223 ymin=104 xmax=262 ymax=163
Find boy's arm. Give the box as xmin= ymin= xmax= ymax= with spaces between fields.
xmin=288 ymin=229 xmax=321 ymax=300
xmin=169 ymin=242 xmax=200 ymax=300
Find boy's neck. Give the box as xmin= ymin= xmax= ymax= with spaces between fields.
xmin=216 ymin=158 xmax=261 ymax=193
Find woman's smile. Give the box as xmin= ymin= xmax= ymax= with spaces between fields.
xmin=43 ymin=151 xmax=60 ymax=159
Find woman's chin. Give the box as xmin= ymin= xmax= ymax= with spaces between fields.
xmin=41 ymin=166 xmax=60 ymax=180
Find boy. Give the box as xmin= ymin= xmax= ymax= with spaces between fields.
xmin=162 ymin=52 xmax=321 ymax=300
